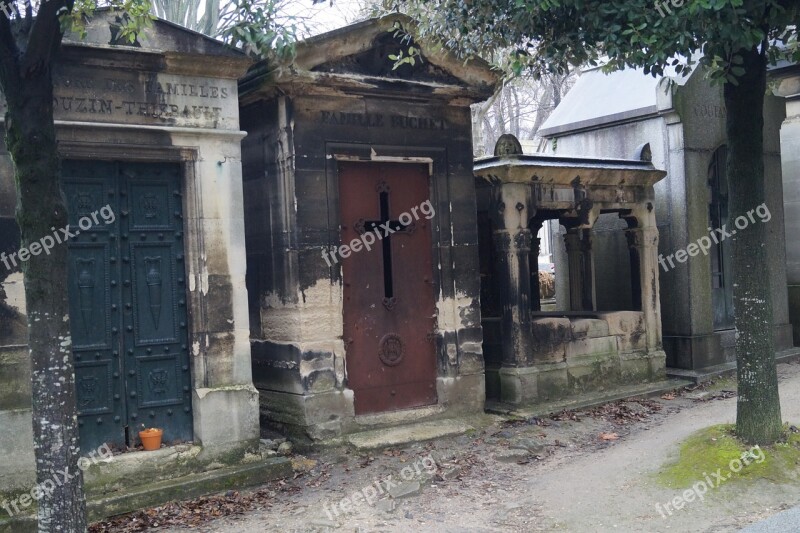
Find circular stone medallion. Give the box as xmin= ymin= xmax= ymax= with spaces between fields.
xmin=378 ymin=334 xmax=404 ymax=367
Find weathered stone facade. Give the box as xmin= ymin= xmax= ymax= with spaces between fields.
xmin=772 ymin=63 xmax=800 ymax=347
xmin=239 ymin=15 xmax=497 ymax=441
xmin=538 ymin=66 xmax=795 ymax=374
xmin=0 ymin=13 xmax=259 ymax=500
xmin=475 ymin=141 xmax=667 ymax=405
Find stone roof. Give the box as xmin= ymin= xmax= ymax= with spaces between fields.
xmin=474 ymin=152 xmax=666 ymax=188
xmin=539 ymin=63 xmax=694 ymax=138
xmin=61 ymin=9 xmax=250 ymax=79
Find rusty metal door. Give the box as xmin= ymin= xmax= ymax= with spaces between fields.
xmin=338 ymin=162 xmax=438 ymax=415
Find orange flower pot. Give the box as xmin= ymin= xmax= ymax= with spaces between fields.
xmin=139 ymin=428 xmax=163 ymax=451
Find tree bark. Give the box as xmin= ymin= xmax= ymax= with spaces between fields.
xmin=0 ymin=2 xmax=88 ymax=530
xmin=725 ymin=45 xmax=783 ymax=445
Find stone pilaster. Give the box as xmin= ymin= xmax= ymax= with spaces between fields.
xmin=490 ymin=183 xmax=534 ymax=366
xmin=626 ymin=220 xmax=663 ymax=351
xmin=530 ymin=219 xmax=544 ymax=312
xmin=493 ymin=228 xmax=533 ymax=365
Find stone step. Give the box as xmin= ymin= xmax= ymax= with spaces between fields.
xmin=666 ymin=347 xmax=800 ymax=384
xmin=485 ymin=378 xmax=693 ymax=419
xmin=346 ymin=418 xmax=476 ymax=450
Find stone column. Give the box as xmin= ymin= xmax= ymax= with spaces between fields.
xmin=530 ymin=219 xmax=544 ymax=312
xmin=564 ymin=229 xmax=586 ymax=311
xmin=491 ymin=183 xmax=534 ymax=366
xmin=579 ymin=230 xmax=596 ymax=311
xmin=626 ymin=217 xmax=663 ymax=351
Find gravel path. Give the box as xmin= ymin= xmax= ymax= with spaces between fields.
xmin=101 ymin=362 xmax=800 ymax=533
xmin=740 ymin=506 xmax=800 ymax=533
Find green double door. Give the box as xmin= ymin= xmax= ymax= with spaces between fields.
xmin=63 ymin=161 xmax=193 ymax=453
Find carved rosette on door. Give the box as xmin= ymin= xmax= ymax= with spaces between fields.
xmin=378 ymin=333 xmax=405 ymax=367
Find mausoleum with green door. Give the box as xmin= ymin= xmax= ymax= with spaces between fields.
xmin=0 ymin=12 xmax=287 ymax=524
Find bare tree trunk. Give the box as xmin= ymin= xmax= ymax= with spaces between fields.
xmin=0 ymin=2 xmax=87 ymax=530
xmin=201 ymin=0 xmax=221 ymax=36
xmin=474 ymin=90 xmax=500 ymax=154
xmin=725 ymin=45 xmax=783 ymax=445
xmin=152 ymin=0 xmax=221 ymax=36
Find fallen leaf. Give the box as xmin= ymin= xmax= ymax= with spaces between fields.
xmin=661 ymin=393 xmax=676 ymax=400
xmin=600 ymin=432 xmax=619 ymax=441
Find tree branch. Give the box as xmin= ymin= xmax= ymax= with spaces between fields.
xmin=0 ymin=7 xmax=21 ymax=95
xmin=19 ymin=0 xmax=70 ymax=79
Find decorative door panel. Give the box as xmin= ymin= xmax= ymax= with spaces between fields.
xmin=68 ymin=245 xmax=113 ymax=348
xmin=708 ymin=146 xmax=735 ymax=330
xmin=122 ymin=165 xmax=192 ymax=445
xmin=338 ymin=162 xmax=438 ymax=415
xmin=63 ymin=163 xmax=126 ymax=452
xmin=64 ymin=161 xmax=193 ymax=452
xmin=131 ymin=245 xmax=178 ymax=344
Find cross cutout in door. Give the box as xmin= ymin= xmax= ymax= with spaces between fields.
xmin=354 ymin=181 xmax=415 ymax=308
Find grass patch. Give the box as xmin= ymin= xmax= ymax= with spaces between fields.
xmin=657 ymin=424 xmax=800 ymax=489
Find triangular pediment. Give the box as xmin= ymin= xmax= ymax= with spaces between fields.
xmin=247 ymin=14 xmax=497 ymax=101
xmin=308 ymin=29 xmax=463 ymax=86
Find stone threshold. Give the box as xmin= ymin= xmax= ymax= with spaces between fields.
xmin=0 ymin=457 xmax=292 ymax=533
xmin=484 ymin=378 xmax=692 ymax=419
xmin=666 ymin=347 xmax=800 ymax=384
xmin=343 ymin=416 xmax=499 ymax=451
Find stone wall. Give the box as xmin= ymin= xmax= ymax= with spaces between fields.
xmin=542 ymin=69 xmax=792 ymax=370
xmin=777 ymin=76 xmax=800 ymax=346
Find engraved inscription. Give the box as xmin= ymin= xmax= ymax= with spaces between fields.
xmin=693 ymin=104 xmax=727 ymax=119
xmin=25 ymin=68 xmax=237 ymax=128
xmin=319 ymin=111 xmax=447 ymax=130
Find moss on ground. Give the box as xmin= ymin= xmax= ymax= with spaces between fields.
xmin=703 ymin=375 xmax=737 ymax=393
xmin=657 ymin=424 xmax=800 ymax=489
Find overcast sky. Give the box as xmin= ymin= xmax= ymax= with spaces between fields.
xmin=281 ymin=0 xmax=372 ymax=37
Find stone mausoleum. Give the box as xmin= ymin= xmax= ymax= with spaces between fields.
xmin=475 ymin=135 xmax=668 ymax=406
xmin=0 ymin=12 xmax=283 ymax=517
xmin=537 ymin=65 xmax=797 ymax=377
xmin=239 ymin=15 xmax=497 ymax=441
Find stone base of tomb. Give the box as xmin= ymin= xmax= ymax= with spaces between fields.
xmin=484 ymin=312 xmax=667 ymax=407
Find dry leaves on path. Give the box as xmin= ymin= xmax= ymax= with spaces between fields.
xmin=584 ymin=399 xmax=662 ymax=425
xmin=89 ymin=483 xmax=300 ymax=533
